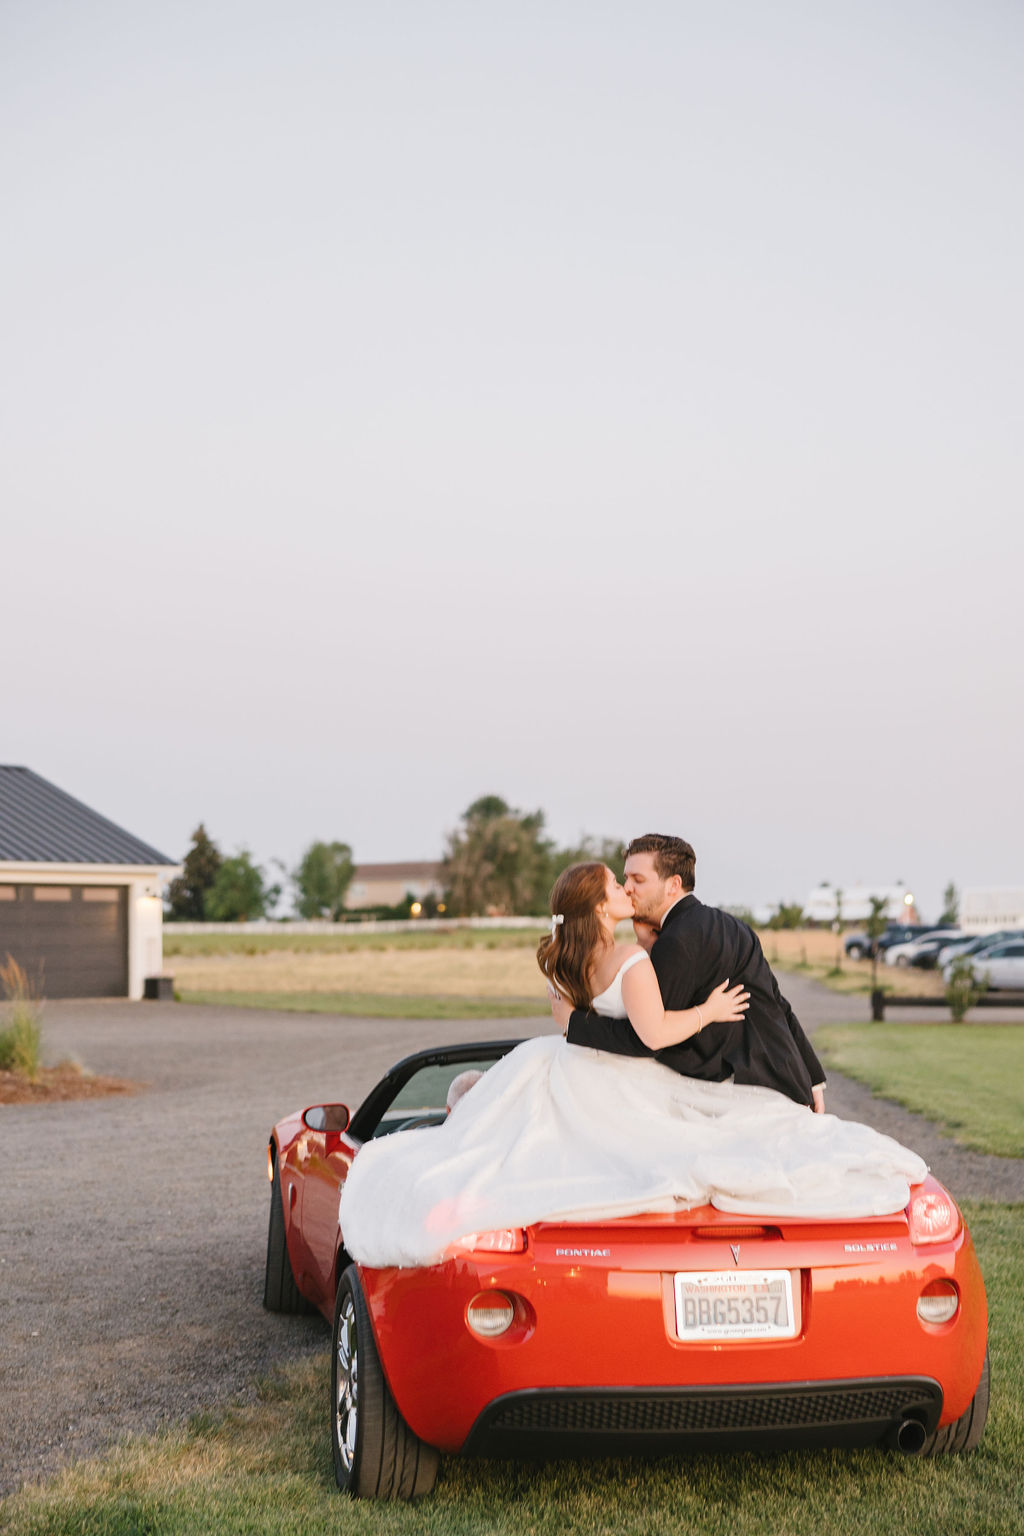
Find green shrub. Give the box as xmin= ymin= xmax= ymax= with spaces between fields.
xmin=0 ymin=1009 xmax=41 ymax=1076
xmin=945 ymin=954 xmax=983 ymax=1022
xmin=0 ymin=954 xmax=43 ymax=1079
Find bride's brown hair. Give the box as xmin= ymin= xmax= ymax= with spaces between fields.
xmin=535 ymin=862 xmax=609 ymax=1012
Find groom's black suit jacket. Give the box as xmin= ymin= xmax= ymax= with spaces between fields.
xmin=566 ymin=895 xmax=825 ymax=1109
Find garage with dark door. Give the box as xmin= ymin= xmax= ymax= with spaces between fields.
xmin=0 ymin=767 xmax=179 ymax=1000
xmin=0 ymin=884 xmax=129 ymax=998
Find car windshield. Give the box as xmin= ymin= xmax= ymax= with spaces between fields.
xmin=371 ymin=1057 xmax=498 ymax=1137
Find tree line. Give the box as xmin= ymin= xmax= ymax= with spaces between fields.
xmin=164 ymin=796 xmax=625 ymax=922
xmin=165 ymin=828 xmax=355 ymax=923
xmin=167 ymin=801 xmax=964 ymax=927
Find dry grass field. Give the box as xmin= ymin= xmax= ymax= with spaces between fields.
xmin=171 ymin=943 xmax=551 ymax=1001
xmin=168 ymin=925 xmax=944 ymax=1012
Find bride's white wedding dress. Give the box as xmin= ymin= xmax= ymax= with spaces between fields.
xmin=338 ymin=954 xmax=927 ymax=1269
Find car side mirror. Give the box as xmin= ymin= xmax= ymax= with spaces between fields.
xmin=303 ymin=1104 xmax=350 ymax=1134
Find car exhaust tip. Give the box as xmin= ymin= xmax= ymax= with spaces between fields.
xmin=894 ymin=1417 xmax=927 ymax=1455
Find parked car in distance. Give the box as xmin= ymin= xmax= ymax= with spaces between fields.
xmin=908 ymin=936 xmax=971 ymax=971
xmin=844 ymin=924 xmax=926 ymax=960
xmin=876 ymin=925 xmax=933 ymax=955
xmin=884 ymin=930 xmax=964 ymax=967
xmin=264 ymin=1038 xmax=989 ymax=1500
xmin=937 ymin=931 xmax=1024 ymax=969
xmin=944 ymin=940 xmax=1024 ymax=990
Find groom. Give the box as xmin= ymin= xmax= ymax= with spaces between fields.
xmin=566 ymin=833 xmax=827 ymax=1112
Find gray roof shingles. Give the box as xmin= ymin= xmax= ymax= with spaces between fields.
xmin=0 ymin=766 xmax=174 ymax=866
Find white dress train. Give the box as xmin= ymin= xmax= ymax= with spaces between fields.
xmin=338 ymin=954 xmax=927 ymax=1269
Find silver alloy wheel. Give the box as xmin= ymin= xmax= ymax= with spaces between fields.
xmin=335 ymin=1292 xmax=359 ymax=1473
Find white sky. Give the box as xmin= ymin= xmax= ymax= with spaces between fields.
xmin=3 ymin=0 xmax=1022 ymax=920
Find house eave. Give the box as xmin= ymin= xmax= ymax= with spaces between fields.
xmin=0 ymin=861 xmax=182 ymax=883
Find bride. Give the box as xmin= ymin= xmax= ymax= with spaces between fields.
xmin=337 ymin=863 xmax=927 ymax=1269
xmin=536 ymin=861 xmax=749 ymax=1046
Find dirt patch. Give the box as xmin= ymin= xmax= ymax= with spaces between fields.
xmin=0 ymin=1063 xmax=141 ymax=1105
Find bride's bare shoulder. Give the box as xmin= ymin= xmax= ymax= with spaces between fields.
xmin=590 ymin=942 xmax=642 ymax=995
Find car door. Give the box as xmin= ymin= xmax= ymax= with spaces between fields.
xmin=982 ymin=942 xmax=1024 ymax=989
xmin=296 ymin=1125 xmax=357 ymax=1301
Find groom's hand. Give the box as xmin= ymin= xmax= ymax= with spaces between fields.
xmin=633 ymin=919 xmax=660 ymax=953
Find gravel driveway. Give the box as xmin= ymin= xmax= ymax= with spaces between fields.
xmin=2 ymin=983 xmax=1020 ymax=1497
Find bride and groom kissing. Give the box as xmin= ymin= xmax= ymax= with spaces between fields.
xmin=540 ymin=833 xmax=826 ymax=1113
xmin=339 ymin=837 xmax=947 ymax=1270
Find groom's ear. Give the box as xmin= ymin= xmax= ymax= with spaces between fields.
xmin=666 ymin=873 xmax=683 ymax=898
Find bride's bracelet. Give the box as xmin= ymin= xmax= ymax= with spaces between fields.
xmin=695 ymin=1006 xmax=704 ymax=1033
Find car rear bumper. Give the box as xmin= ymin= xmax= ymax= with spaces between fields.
xmin=463 ymin=1376 xmax=943 ymax=1458
xmin=359 ymin=1203 xmax=987 ymax=1454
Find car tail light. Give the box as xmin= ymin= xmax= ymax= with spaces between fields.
xmin=466 ymin=1292 xmax=516 ymax=1337
xmin=907 ymin=1186 xmax=961 ymax=1245
xmin=917 ymin=1280 xmax=959 ymax=1325
xmin=451 ymin=1228 xmax=527 ymax=1254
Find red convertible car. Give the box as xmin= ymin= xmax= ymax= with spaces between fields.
xmin=264 ymin=1039 xmax=989 ymax=1500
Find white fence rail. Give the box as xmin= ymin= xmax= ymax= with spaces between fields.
xmin=167 ymin=916 xmax=549 ymax=936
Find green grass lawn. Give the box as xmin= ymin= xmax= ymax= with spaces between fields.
xmin=3 ymin=1201 xmax=1019 ymax=1535
xmin=814 ymin=1023 xmax=1024 ymax=1158
xmin=177 ymin=990 xmax=547 ymax=1020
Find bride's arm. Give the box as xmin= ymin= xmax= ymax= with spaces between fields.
xmin=621 ymin=959 xmax=749 ymax=1050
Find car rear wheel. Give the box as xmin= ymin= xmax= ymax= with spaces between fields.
xmin=332 ymin=1265 xmax=439 ymax=1499
xmin=922 ymin=1350 xmax=990 ymax=1455
xmin=263 ymin=1155 xmax=315 ymax=1314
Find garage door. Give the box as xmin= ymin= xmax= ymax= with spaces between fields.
xmin=0 ymin=885 xmax=128 ymax=998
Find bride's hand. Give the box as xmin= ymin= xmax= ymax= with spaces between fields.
xmin=703 ymin=979 xmax=750 ymax=1024
xmin=548 ymin=983 xmax=572 ymax=1035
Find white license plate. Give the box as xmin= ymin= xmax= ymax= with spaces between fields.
xmin=674 ymin=1270 xmax=797 ymax=1341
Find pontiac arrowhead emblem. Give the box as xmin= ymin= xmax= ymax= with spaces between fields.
xmin=730 ymin=1243 xmax=741 ymax=1266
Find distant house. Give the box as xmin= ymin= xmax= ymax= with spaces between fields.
xmin=0 ymin=766 xmax=180 ymax=999
xmin=961 ymin=888 xmax=1024 ymax=934
xmin=345 ymin=861 xmax=443 ymax=910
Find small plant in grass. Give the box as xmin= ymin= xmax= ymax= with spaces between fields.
xmin=827 ymin=887 xmax=844 ymax=975
xmin=0 ymin=954 xmax=44 ymax=1078
xmin=946 ymin=955 xmax=984 ymax=1022
xmin=864 ymin=894 xmax=890 ymax=994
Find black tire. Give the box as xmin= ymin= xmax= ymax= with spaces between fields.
xmin=263 ymin=1155 xmax=316 ymax=1314
xmin=921 ymin=1350 xmax=990 ymax=1456
xmin=848 ymin=944 xmax=867 ymax=960
xmin=331 ymin=1264 xmax=439 ymax=1499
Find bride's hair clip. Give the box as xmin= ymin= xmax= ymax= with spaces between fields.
xmin=550 ymin=913 xmax=564 ymax=938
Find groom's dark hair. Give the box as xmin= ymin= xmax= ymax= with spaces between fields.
xmin=626 ymin=834 xmax=696 ymax=890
